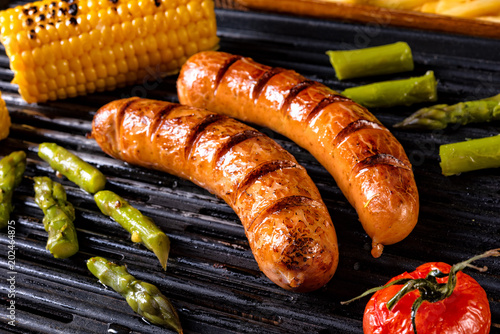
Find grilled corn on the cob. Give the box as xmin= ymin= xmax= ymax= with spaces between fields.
xmin=0 ymin=0 xmax=219 ymax=103
xmin=0 ymin=92 xmax=10 ymax=140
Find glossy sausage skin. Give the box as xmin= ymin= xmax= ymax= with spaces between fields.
xmin=177 ymin=51 xmax=419 ymax=258
xmin=92 ymin=97 xmax=338 ymax=292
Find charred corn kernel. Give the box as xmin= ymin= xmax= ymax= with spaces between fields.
xmin=0 ymin=0 xmax=219 ymax=103
xmin=0 ymin=92 xmax=11 ymax=141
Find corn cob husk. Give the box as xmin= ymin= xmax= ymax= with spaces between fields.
xmin=0 ymin=91 xmax=10 ymax=140
xmin=0 ymin=0 xmax=219 ymax=103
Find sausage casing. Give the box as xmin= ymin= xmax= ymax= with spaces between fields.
xmin=92 ymin=97 xmax=338 ymax=292
xmin=177 ymin=51 xmax=419 ymax=258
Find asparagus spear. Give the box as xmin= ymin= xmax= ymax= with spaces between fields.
xmin=33 ymin=176 xmax=79 ymax=258
xmin=0 ymin=151 xmax=26 ymax=229
xmin=38 ymin=142 xmax=106 ymax=194
xmin=342 ymin=70 xmax=437 ymax=108
xmin=94 ymin=190 xmax=170 ymax=270
xmin=326 ymin=41 xmax=414 ymax=81
xmin=87 ymin=256 xmax=183 ymax=333
xmin=439 ymin=134 xmax=500 ymax=176
xmin=394 ymin=93 xmax=500 ymax=130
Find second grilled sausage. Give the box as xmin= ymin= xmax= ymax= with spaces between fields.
xmin=177 ymin=51 xmax=419 ymax=258
xmin=92 ymin=97 xmax=338 ymax=292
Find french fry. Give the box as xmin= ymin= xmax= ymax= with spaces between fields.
xmin=325 ymin=0 xmax=500 ymax=21
xmin=359 ymin=0 xmax=428 ymax=9
xmin=440 ymin=0 xmax=500 ymax=18
xmin=420 ymin=2 xmax=438 ymax=13
xmin=435 ymin=0 xmax=470 ymax=14
xmin=478 ymin=15 xmax=500 ymax=22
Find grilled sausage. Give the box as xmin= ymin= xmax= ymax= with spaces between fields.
xmin=177 ymin=51 xmax=419 ymax=258
xmin=92 ymin=97 xmax=338 ymax=292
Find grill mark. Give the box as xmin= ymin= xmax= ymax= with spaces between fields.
xmin=280 ymin=80 xmax=316 ymax=114
xmin=351 ymin=153 xmax=411 ymax=177
xmin=252 ymin=67 xmax=286 ymax=103
xmin=248 ymin=195 xmax=321 ymax=232
xmin=333 ymin=119 xmax=386 ymax=148
xmin=149 ymin=103 xmax=182 ymax=142
xmin=306 ymin=94 xmax=352 ymax=123
xmin=214 ymin=130 xmax=264 ymax=170
xmin=235 ymin=159 xmax=299 ymax=203
xmin=116 ymin=97 xmax=140 ymax=153
xmin=214 ymin=55 xmax=242 ymax=95
xmin=185 ymin=114 xmax=226 ymax=160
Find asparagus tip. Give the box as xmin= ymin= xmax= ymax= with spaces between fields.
xmin=153 ymin=233 xmax=170 ymax=271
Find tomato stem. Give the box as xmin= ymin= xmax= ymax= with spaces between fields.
xmin=341 ymin=248 xmax=500 ymax=334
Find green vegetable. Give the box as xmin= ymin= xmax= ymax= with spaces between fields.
xmin=439 ymin=135 xmax=500 ymax=176
xmin=394 ymin=93 xmax=500 ymax=130
xmin=94 ymin=190 xmax=170 ymax=270
xmin=38 ymin=142 xmax=106 ymax=194
xmin=34 ymin=176 xmax=79 ymax=258
xmin=0 ymin=151 xmax=26 ymax=229
xmin=87 ymin=256 xmax=182 ymax=333
xmin=342 ymin=70 xmax=437 ymax=108
xmin=326 ymin=41 xmax=414 ymax=81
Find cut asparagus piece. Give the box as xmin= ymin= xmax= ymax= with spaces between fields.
xmin=33 ymin=176 xmax=79 ymax=258
xmin=0 ymin=151 xmax=26 ymax=229
xmin=94 ymin=190 xmax=170 ymax=270
xmin=326 ymin=41 xmax=414 ymax=81
xmin=38 ymin=142 xmax=106 ymax=194
xmin=439 ymin=135 xmax=500 ymax=176
xmin=342 ymin=70 xmax=437 ymax=108
xmin=394 ymin=93 xmax=500 ymax=130
xmin=87 ymin=256 xmax=182 ymax=333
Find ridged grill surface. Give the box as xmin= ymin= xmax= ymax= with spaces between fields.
xmin=0 ymin=5 xmax=499 ymax=334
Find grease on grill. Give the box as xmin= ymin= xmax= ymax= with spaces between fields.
xmin=107 ymin=323 xmax=132 ymax=334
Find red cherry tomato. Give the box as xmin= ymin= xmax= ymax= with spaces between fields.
xmin=363 ymin=262 xmax=491 ymax=334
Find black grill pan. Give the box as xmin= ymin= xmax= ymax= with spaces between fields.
xmin=1 ymin=6 xmax=499 ymax=334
